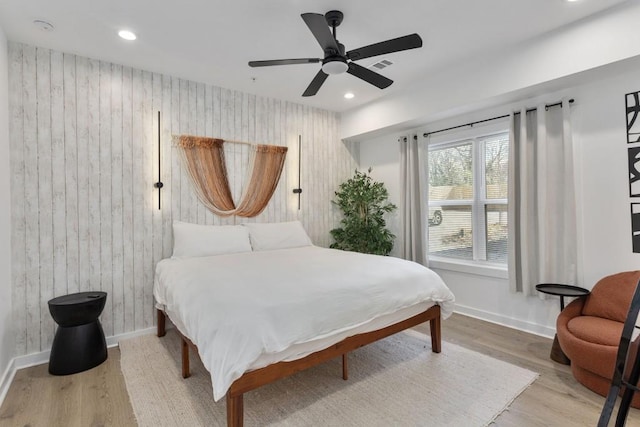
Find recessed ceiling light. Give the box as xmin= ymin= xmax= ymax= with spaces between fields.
xmin=33 ymin=20 xmax=54 ymax=32
xmin=566 ymin=0 xmax=579 ymax=2
xmin=344 ymin=92 xmax=355 ymax=99
xmin=118 ymin=30 xmax=137 ymax=41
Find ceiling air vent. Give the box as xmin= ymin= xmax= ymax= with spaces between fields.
xmin=369 ymin=59 xmax=393 ymax=70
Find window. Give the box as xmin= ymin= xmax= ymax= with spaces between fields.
xmin=427 ymin=130 xmax=509 ymax=265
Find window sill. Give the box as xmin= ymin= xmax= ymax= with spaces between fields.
xmin=428 ymin=257 xmax=508 ymax=279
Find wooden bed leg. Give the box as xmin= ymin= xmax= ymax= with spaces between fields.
xmin=430 ymin=315 xmax=442 ymax=353
xmin=157 ymin=309 xmax=166 ymax=337
xmin=342 ymin=353 xmax=348 ymax=380
xmin=181 ymin=337 xmax=191 ymax=378
xmin=227 ymin=393 xmax=244 ymax=427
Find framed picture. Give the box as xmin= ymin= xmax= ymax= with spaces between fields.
xmin=632 ymin=203 xmax=640 ymax=253
xmin=626 ymin=91 xmax=640 ymax=144
xmin=630 ymin=147 xmax=640 ymax=197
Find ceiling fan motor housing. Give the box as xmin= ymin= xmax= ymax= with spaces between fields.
xmin=322 ymin=41 xmax=347 ymax=74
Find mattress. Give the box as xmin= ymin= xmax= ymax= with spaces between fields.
xmin=154 ymin=245 xmax=455 ymax=401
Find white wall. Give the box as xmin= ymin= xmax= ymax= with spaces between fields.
xmin=0 ymin=25 xmax=14 ymax=393
xmin=357 ymin=56 xmax=640 ymax=337
xmin=571 ymin=59 xmax=640 ymax=287
xmin=358 ymin=137 xmax=402 ymax=258
xmin=8 ymin=43 xmax=357 ymax=357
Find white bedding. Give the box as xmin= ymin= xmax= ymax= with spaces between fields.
xmin=153 ymin=245 xmax=455 ymax=401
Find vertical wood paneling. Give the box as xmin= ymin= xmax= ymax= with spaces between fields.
xmin=50 ymin=51 xmax=67 ymax=305
xmin=195 ymin=82 xmax=206 ymax=225
xmin=122 ymin=66 xmax=134 ymax=332
xmin=178 ymin=79 xmax=190 ymax=223
xmin=286 ymin=101 xmax=296 ymax=222
xmin=99 ymin=60 xmax=113 ymax=337
xmin=63 ymin=53 xmax=79 ymax=296
xmin=9 ymin=44 xmax=26 ymax=355
xmin=142 ymin=71 xmax=153 ymax=327
xmin=233 ymin=91 xmax=243 ymax=222
xmin=132 ymin=69 xmax=145 ymax=331
xmin=36 ymin=47 xmax=55 ymax=351
xmin=278 ymin=100 xmax=286 ymax=222
xmin=204 ymin=85 xmax=214 ymax=226
xmin=87 ymin=58 xmax=101 ymax=300
xmin=212 ymin=86 xmax=222 ymax=226
xmin=111 ymin=64 xmax=124 ymax=336
xmin=151 ymin=73 xmax=164 ymax=329
xmin=187 ymin=81 xmax=198 ymax=224
xmin=76 ymin=56 xmax=90 ymax=293
xmin=8 ymin=43 xmax=357 ymax=355
xmin=161 ymin=75 xmax=173 ymax=257
xmin=221 ymin=88 xmax=235 ymax=226
xmin=171 ymin=77 xmax=181 ymax=225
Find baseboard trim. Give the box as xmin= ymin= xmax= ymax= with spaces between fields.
xmin=0 ymin=357 xmax=16 ymax=407
xmin=453 ymin=304 xmax=556 ymax=339
xmin=0 ymin=326 xmax=156 ymax=407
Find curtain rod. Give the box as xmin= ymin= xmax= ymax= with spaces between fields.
xmin=422 ymin=98 xmax=574 ymax=138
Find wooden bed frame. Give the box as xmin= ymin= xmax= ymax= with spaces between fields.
xmin=157 ymin=304 xmax=442 ymax=427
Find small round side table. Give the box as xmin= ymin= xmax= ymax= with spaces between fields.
xmin=48 ymin=291 xmax=108 ymax=375
xmin=536 ymin=283 xmax=590 ymax=365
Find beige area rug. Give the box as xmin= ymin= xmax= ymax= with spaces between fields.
xmin=120 ymin=329 xmax=538 ymax=426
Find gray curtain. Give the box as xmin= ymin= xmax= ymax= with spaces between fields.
xmin=400 ymin=134 xmax=428 ymax=265
xmin=508 ymin=100 xmax=577 ymax=295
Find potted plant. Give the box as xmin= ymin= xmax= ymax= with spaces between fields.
xmin=330 ymin=168 xmax=397 ymax=255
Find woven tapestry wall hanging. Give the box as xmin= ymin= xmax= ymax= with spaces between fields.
xmin=175 ymin=135 xmax=288 ymax=218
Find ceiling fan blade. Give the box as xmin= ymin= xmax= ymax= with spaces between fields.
xmin=302 ymin=70 xmax=329 ymax=97
xmin=249 ymin=58 xmax=321 ymax=67
xmin=347 ymin=62 xmax=393 ymax=89
xmin=347 ymin=34 xmax=423 ymax=61
xmin=301 ymin=13 xmax=340 ymax=54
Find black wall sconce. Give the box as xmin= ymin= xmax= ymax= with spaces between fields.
xmin=292 ymin=134 xmax=302 ymax=210
xmin=154 ymin=111 xmax=163 ymax=210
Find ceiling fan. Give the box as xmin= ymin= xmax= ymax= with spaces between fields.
xmin=248 ymin=10 xmax=423 ymax=97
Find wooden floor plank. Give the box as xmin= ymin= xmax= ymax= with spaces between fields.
xmin=1 ymin=313 xmax=638 ymax=426
xmin=0 ymin=347 xmax=135 ymax=426
xmin=432 ymin=314 xmax=640 ymax=426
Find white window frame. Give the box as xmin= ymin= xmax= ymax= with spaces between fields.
xmin=425 ymin=120 xmax=509 ymax=277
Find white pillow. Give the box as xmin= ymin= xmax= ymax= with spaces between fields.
xmin=172 ymin=221 xmax=252 ymax=258
xmin=243 ymin=221 xmax=312 ymax=251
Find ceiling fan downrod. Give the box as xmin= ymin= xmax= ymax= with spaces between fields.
xmin=322 ymin=10 xmax=348 ymax=75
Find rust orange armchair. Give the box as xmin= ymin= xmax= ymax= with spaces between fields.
xmin=557 ymin=270 xmax=640 ymax=408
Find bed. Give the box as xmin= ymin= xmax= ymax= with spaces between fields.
xmin=154 ymin=221 xmax=455 ymax=426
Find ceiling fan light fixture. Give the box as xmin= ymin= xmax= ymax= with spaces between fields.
xmin=322 ymin=58 xmax=348 ymax=75
xmin=118 ymin=30 xmax=137 ymax=41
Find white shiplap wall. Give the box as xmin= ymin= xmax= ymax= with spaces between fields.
xmin=8 ymin=43 xmax=357 ymax=356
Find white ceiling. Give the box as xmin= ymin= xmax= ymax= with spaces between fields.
xmin=0 ymin=0 xmax=631 ymax=112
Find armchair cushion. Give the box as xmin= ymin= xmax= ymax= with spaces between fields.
xmin=567 ymin=316 xmax=623 ymax=346
xmin=582 ymin=271 xmax=640 ymax=322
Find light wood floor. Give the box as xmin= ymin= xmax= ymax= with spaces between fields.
xmin=1 ymin=313 xmax=639 ymax=426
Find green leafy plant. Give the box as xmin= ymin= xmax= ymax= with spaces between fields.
xmin=330 ymin=168 xmax=397 ymax=255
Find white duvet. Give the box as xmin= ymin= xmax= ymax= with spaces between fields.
xmin=153 ymin=245 xmax=455 ymax=401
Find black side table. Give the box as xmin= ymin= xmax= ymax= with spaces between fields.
xmin=536 ymin=283 xmax=590 ymax=365
xmin=48 ymin=291 xmax=108 ymax=375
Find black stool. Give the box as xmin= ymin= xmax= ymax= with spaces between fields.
xmin=48 ymin=291 xmax=108 ymax=375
